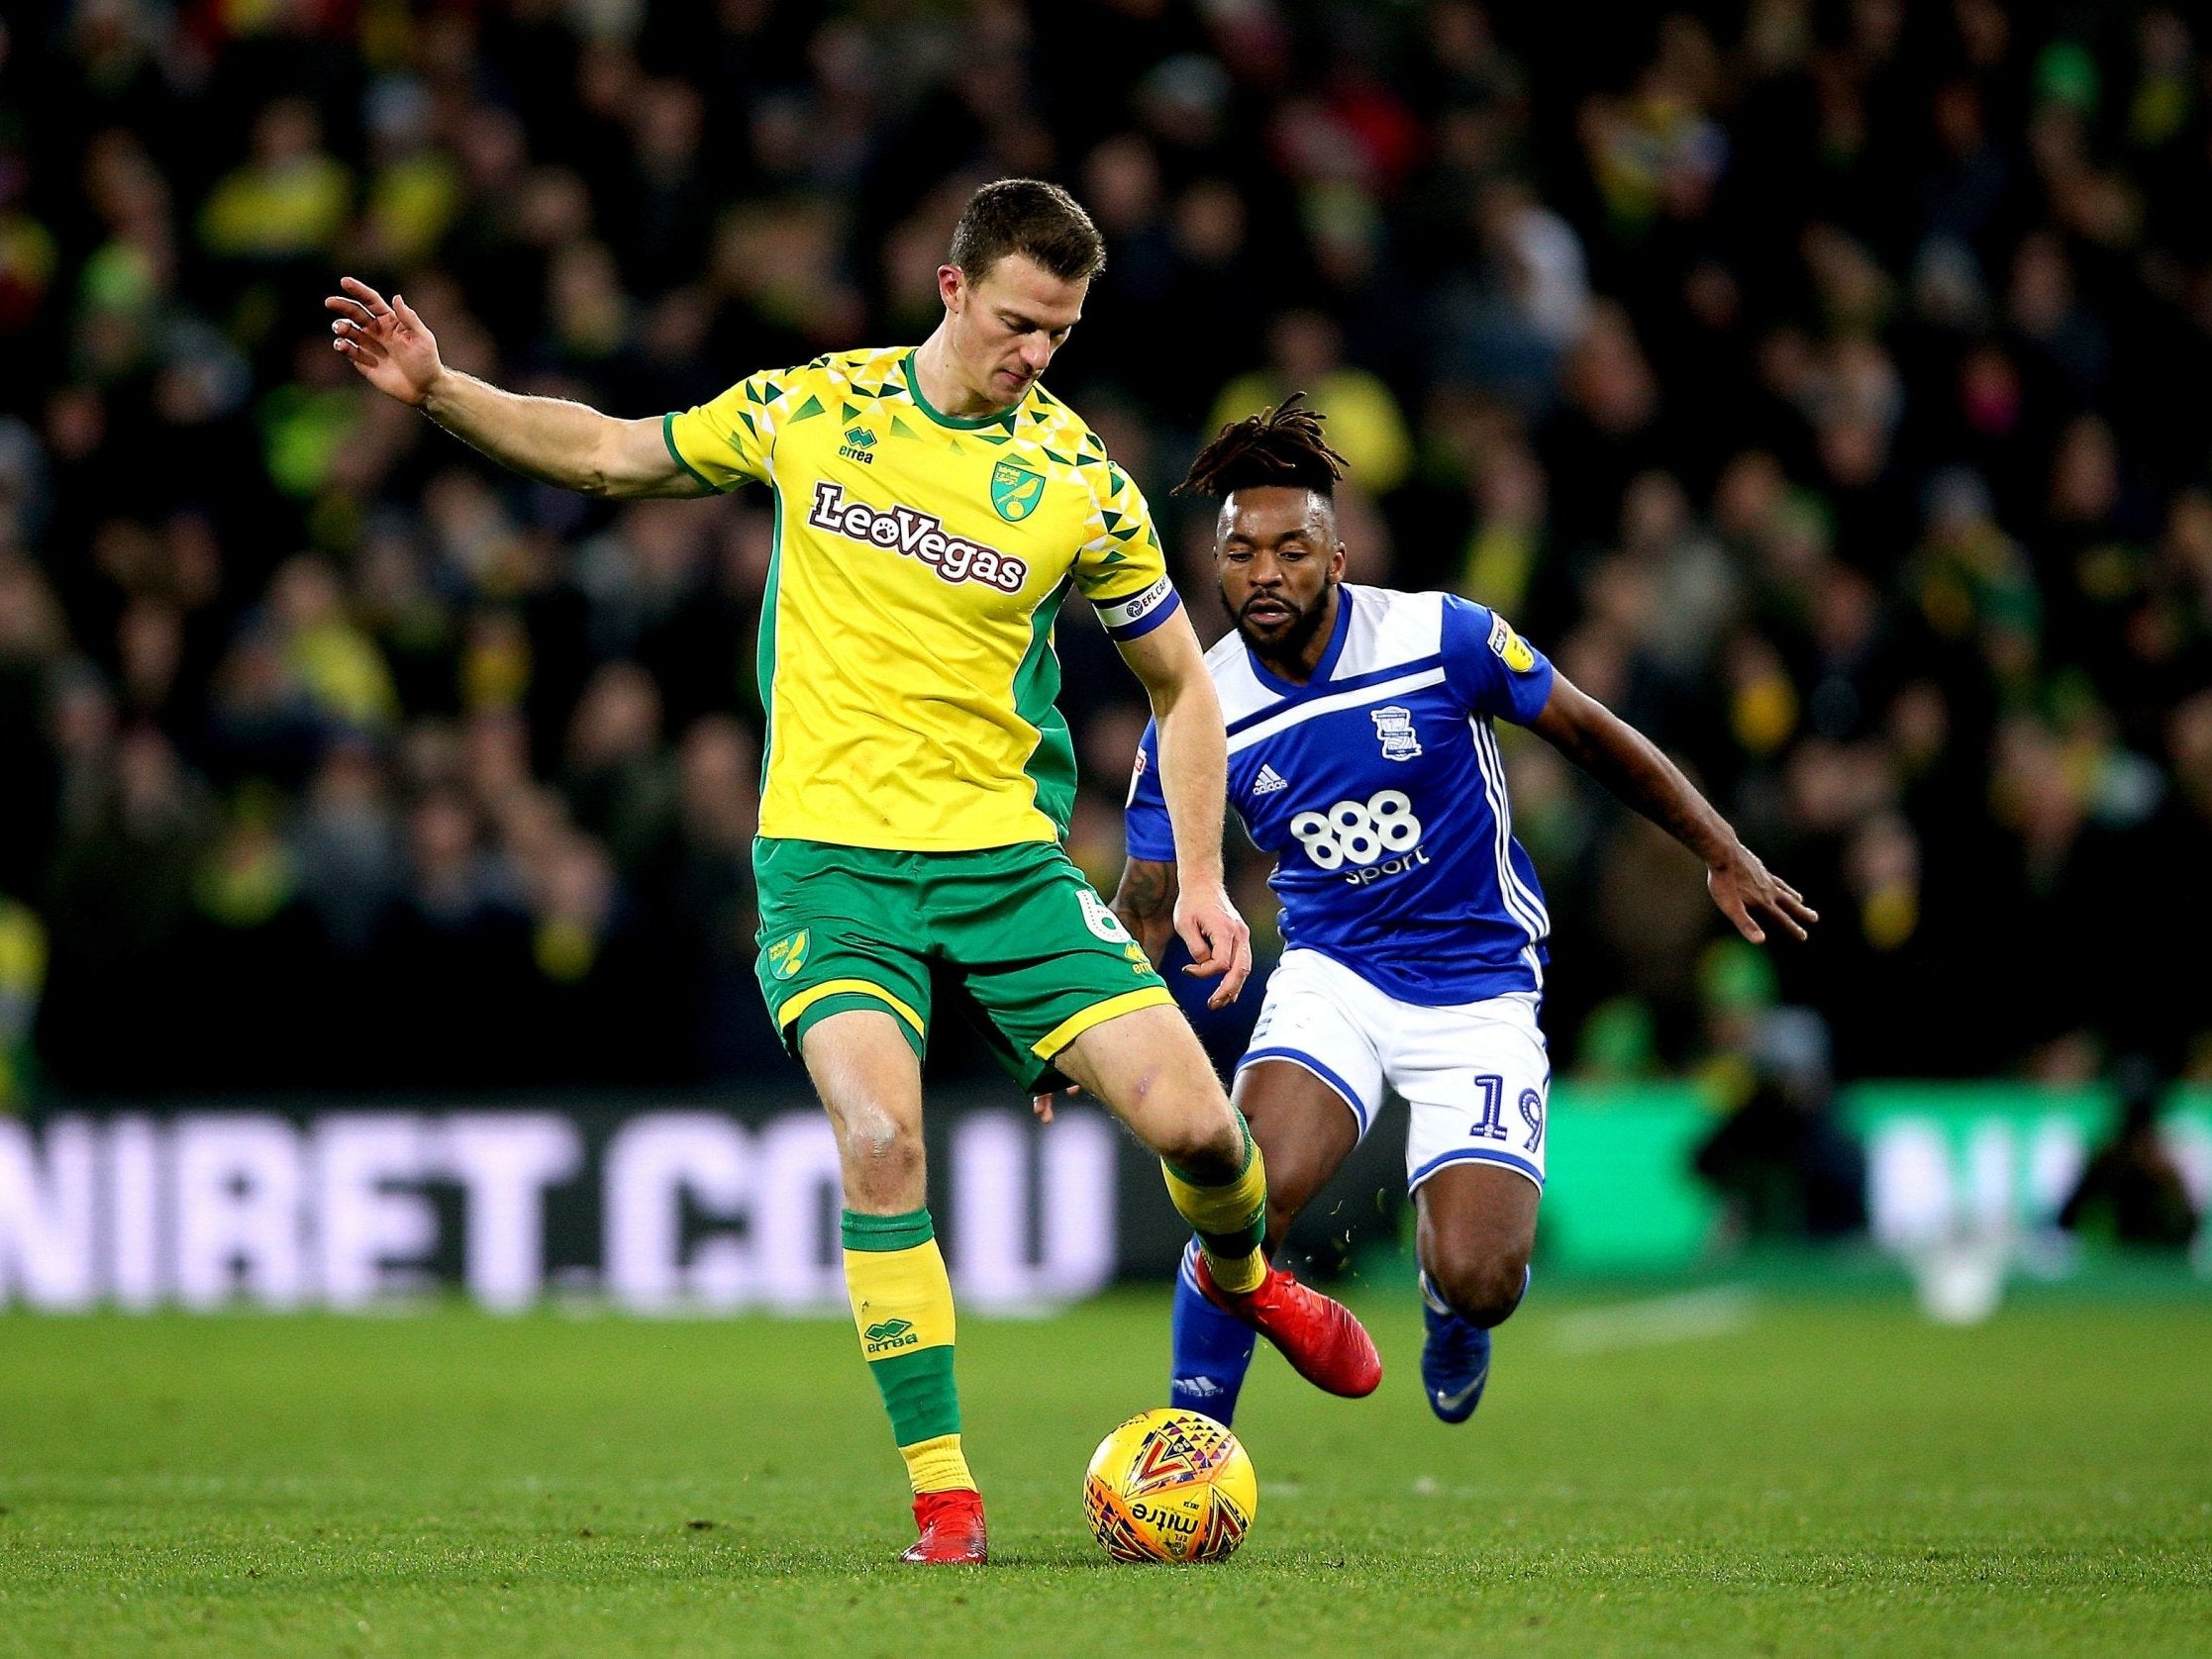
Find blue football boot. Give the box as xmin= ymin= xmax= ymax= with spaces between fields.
xmin=1419 ymin=1271 xmax=1492 ymax=1424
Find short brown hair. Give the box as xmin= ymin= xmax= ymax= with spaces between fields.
xmin=948 ymin=178 xmax=1105 ymax=284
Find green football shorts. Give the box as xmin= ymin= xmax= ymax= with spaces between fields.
xmin=753 ymin=836 xmax=1173 ymax=1092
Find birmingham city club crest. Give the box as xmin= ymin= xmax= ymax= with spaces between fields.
xmin=990 ymin=460 xmax=1046 ymax=522
xmin=1371 ymin=705 xmax=1422 ymax=761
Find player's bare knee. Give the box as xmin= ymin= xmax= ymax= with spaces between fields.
xmin=835 ymin=1102 xmax=923 ymax=1180
xmin=1154 ymin=1099 xmax=1244 ymax=1181
xmin=1427 ymin=1243 xmax=1530 ymax=1329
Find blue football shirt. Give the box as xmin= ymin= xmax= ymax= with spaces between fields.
xmin=1125 ymin=584 xmax=1556 ymax=1005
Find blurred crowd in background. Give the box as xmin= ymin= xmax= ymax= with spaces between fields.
xmin=2 ymin=0 xmax=2210 ymax=1108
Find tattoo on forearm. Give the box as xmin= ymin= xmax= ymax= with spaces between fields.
xmin=1584 ymin=721 xmax=1731 ymax=862
xmin=1111 ymin=859 xmax=1177 ymax=959
xmin=1114 ymin=860 xmax=1169 ymax=921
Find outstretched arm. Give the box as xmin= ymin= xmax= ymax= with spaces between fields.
xmin=326 ymin=277 xmax=698 ymax=499
xmin=1527 ymin=673 xmax=1818 ymax=944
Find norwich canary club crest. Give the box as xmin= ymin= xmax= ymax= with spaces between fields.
xmin=766 ymin=929 xmax=810 ymax=981
xmin=990 ymin=459 xmax=1046 ymax=522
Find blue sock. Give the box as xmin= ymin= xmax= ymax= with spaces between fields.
xmin=1169 ymin=1238 xmax=1257 ymax=1423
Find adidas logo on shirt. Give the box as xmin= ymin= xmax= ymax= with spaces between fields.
xmin=1253 ymin=764 xmax=1289 ymax=796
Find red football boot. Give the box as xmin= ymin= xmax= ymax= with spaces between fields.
xmin=900 ymin=1488 xmax=988 ymax=1565
xmin=1193 ymin=1253 xmax=1382 ymax=1398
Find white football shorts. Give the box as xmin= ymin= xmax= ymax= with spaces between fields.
xmin=1236 ymin=947 xmax=1551 ymax=1194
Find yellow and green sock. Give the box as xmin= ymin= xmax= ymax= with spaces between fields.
xmin=1160 ymin=1113 xmax=1269 ymax=1295
xmin=842 ymin=1207 xmax=974 ymax=1496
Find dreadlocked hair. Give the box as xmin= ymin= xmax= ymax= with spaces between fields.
xmin=1173 ymin=393 xmax=1349 ymax=499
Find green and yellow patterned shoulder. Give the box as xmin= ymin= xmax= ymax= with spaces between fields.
xmin=1014 ymin=395 xmax=1115 ymax=497
xmin=819 ymin=344 xmax=912 ymax=399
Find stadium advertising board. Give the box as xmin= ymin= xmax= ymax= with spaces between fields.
xmin=1 ymin=1087 xmax=2205 ymax=1311
xmin=0 ymin=1103 xmax=1129 ymax=1315
xmin=1538 ymin=1084 xmax=2212 ymax=1270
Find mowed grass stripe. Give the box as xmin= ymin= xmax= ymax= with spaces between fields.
xmin=0 ymin=1295 xmax=2206 ymax=1658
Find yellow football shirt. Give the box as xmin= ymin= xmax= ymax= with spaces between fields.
xmin=663 ymin=346 xmax=1181 ymax=851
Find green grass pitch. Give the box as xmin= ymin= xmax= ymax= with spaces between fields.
xmin=2 ymin=1287 xmax=2207 ymax=1657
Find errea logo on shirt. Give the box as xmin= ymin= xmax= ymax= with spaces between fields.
xmin=806 ymin=481 xmax=1029 ymax=593
xmin=840 ymin=426 xmax=877 ymax=464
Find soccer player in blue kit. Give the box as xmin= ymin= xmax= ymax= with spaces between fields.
xmin=1099 ymin=400 xmax=1817 ymax=1425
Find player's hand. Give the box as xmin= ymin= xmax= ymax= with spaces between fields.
xmin=326 ymin=277 xmax=445 ymax=407
xmin=1032 ymin=1084 xmax=1079 ymax=1123
xmin=1173 ymin=882 xmax=1253 ymax=1009
xmin=1707 ymin=844 xmax=1818 ymax=944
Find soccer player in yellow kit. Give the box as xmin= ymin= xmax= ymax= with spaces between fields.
xmin=327 ymin=180 xmax=1378 ymax=1564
